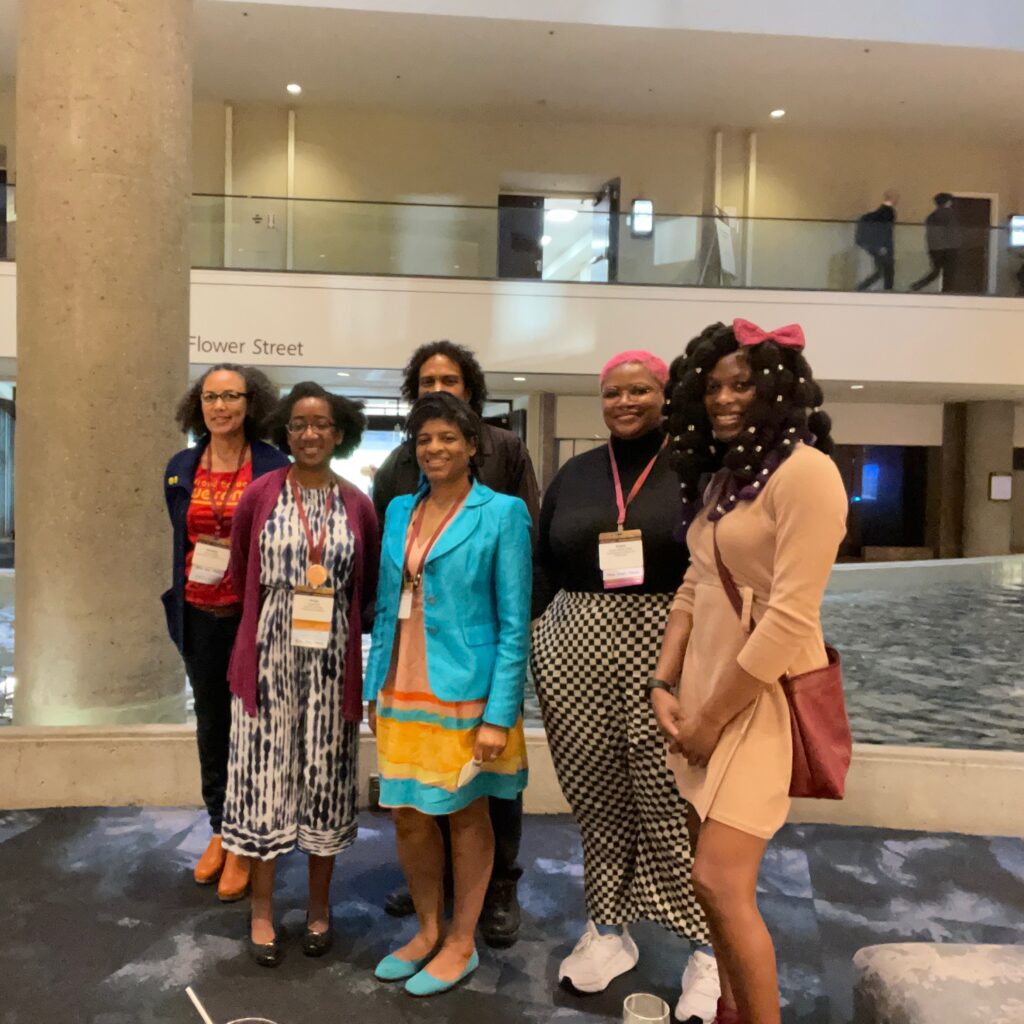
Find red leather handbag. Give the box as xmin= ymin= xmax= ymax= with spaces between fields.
xmin=712 ymin=524 xmax=852 ymax=800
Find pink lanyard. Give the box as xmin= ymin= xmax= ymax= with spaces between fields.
xmin=607 ymin=438 xmax=666 ymax=531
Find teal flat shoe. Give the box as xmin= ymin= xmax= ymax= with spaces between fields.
xmin=404 ymin=950 xmax=479 ymax=997
xmin=374 ymin=950 xmax=433 ymax=982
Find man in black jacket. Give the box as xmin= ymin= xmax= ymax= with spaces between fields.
xmin=371 ymin=339 xmax=540 ymax=949
xmin=911 ymin=193 xmax=960 ymax=292
xmin=856 ymin=189 xmax=899 ymax=291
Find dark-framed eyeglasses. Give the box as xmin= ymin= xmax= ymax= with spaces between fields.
xmin=201 ymin=390 xmax=249 ymax=405
xmin=286 ymin=419 xmax=337 ymax=436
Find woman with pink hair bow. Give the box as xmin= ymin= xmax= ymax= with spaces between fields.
xmin=532 ymin=349 xmax=718 ymax=1020
xmin=653 ymin=320 xmax=846 ymax=1024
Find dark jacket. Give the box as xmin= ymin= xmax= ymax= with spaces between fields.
xmin=162 ymin=439 xmax=290 ymax=653
xmin=371 ymin=421 xmax=540 ymax=531
xmin=855 ymin=204 xmax=896 ymax=255
xmin=925 ymin=206 xmax=961 ymax=252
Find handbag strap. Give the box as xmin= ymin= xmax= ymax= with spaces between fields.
xmin=711 ymin=519 xmax=744 ymax=621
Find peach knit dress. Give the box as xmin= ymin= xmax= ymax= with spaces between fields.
xmin=668 ymin=443 xmax=848 ymax=839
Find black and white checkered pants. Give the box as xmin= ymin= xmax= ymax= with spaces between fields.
xmin=531 ymin=590 xmax=709 ymax=943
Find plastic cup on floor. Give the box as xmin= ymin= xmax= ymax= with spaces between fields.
xmin=623 ymin=992 xmax=670 ymax=1024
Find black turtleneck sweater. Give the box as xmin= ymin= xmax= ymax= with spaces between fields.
xmin=532 ymin=428 xmax=688 ymax=617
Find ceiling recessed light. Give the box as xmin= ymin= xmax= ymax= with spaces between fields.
xmin=286 ymin=83 xmax=302 ymax=95
xmin=770 ymin=109 xmax=786 ymax=119
xmin=336 ymin=371 xmax=350 ymax=377
xmin=513 ymin=376 xmax=527 ymax=382
xmin=850 ymin=384 xmax=865 ymax=390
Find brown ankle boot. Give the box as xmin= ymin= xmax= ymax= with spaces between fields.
xmin=217 ymin=852 xmax=251 ymax=902
xmin=194 ymin=835 xmax=226 ymax=885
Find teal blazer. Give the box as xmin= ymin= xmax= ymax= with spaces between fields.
xmin=364 ymin=479 xmax=532 ymax=729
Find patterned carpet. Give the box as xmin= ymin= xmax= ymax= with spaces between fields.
xmin=1 ymin=808 xmax=1022 ymax=1023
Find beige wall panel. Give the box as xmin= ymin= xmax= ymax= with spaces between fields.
xmin=293 ymin=107 xmax=709 ymax=210
xmin=191 ymin=99 xmax=227 ymax=268
xmin=0 ymin=85 xmax=13 ymax=175
xmin=828 ymin=403 xmax=944 ymax=447
xmin=755 ymin=129 xmax=1016 ymax=223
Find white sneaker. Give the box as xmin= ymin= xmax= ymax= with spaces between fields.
xmin=558 ymin=920 xmax=640 ymax=994
xmin=676 ymin=949 xmax=721 ymax=1023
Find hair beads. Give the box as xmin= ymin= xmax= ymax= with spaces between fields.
xmin=668 ymin=322 xmax=833 ymax=529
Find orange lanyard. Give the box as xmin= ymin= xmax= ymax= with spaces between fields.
xmin=402 ymin=484 xmax=470 ymax=588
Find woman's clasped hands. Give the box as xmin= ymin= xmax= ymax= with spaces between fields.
xmin=651 ymin=690 xmax=724 ymax=769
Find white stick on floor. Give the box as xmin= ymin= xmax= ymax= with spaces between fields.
xmin=186 ymin=986 xmax=216 ymax=1024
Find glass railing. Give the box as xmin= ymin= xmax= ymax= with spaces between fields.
xmin=5 ymin=187 xmax=1024 ymax=297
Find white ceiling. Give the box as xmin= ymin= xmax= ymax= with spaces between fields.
xmin=184 ymin=2 xmax=1024 ymax=136
xmin=1 ymin=2 xmax=1022 ymax=137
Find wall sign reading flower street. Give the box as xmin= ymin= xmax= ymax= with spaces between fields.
xmin=188 ymin=334 xmax=306 ymax=360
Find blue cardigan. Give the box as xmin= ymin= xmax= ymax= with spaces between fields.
xmin=162 ymin=439 xmax=290 ymax=652
xmin=364 ymin=480 xmax=532 ymax=729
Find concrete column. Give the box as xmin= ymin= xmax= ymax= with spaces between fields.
xmin=14 ymin=1 xmax=193 ymax=724
xmin=963 ymin=401 xmax=1014 ymax=557
xmin=535 ymin=392 xmax=559 ymax=492
xmin=934 ymin=402 xmax=966 ymax=559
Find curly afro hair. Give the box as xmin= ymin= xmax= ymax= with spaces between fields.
xmin=665 ymin=322 xmax=833 ymax=514
xmin=401 ymin=340 xmax=488 ymax=417
xmin=174 ymin=363 xmax=280 ymax=441
xmin=266 ymin=382 xmax=366 ymax=459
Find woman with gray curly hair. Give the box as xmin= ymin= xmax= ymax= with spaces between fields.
xmin=163 ymin=363 xmax=287 ymax=901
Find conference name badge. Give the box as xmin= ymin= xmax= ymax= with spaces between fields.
xmin=292 ymin=585 xmax=335 ymax=649
xmin=188 ymin=536 xmax=231 ymax=585
xmin=598 ymin=529 xmax=645 ymax=589
xmin=398 ymin=585 xmax=414 ymax=621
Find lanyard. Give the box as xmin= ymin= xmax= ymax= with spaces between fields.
xmin=204 ymin=444 xmax=249 ymax=537
xmin=289 ymin=473 xmax=337 ymax=571
xmin=607 ymin=437 xmax=666 ymax=532
xmin=403 ymin=484 xmax=471 ymax=587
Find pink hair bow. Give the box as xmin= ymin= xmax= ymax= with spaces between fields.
xmin=733 ymin=318 xmax=805 ymax=351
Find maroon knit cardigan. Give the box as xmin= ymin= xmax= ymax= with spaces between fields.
xmin=227 ymin=466 xmax=380 ymax=720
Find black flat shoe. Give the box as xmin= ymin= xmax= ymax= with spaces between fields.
xmin=302 ymin=914 xmax=333 ymax=958
xmin=384 ymin=886 xmax=416 ymax=917
xmin=480 ymin=878 xmax=521 ymax=949
xmin=249 ymin=926 xmax=284 ymax=968
xmin=384 ymin=878 xmax=454 ymax=917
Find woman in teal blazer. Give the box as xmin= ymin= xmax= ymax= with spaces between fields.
xmin=365 ymin=393 xmax=531 ymax=996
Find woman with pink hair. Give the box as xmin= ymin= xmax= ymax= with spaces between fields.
xmin=532 ymin=350 xmax=718 ymax=1019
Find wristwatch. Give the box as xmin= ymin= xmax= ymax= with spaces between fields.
xmin=645 ymin=676 xmax=676 ymax=699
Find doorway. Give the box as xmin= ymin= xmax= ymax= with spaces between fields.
xmin=497 ymin=195 xmax=544 ymax=279
xmin=497 ymin=179 xmax=621 ymax=282
xmin=950 ymin=194 xmax=996 ymax=295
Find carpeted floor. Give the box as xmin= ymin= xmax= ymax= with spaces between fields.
xmin=1 ymin=808 xmax=1022 ymax=1023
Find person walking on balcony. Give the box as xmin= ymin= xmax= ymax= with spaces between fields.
xmin=531 ymin=350 xmax=719 ymax=1022
xmin=653 ymin=319 xmax=846 ymax=1024
xmin=163 ymin=364 xmax=287 ymax=901
xmin=371 ymin=339 xmax=539 ymax=949
xmin=855 ymin=189 xmax=899 ymax=291
xmin=221 ymin=383 xmax=379 ymax=966
xmin=366 ymin=393 xmax=531 ymax=996
xmin=911 ymin=193 xmax=961 ymax=292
